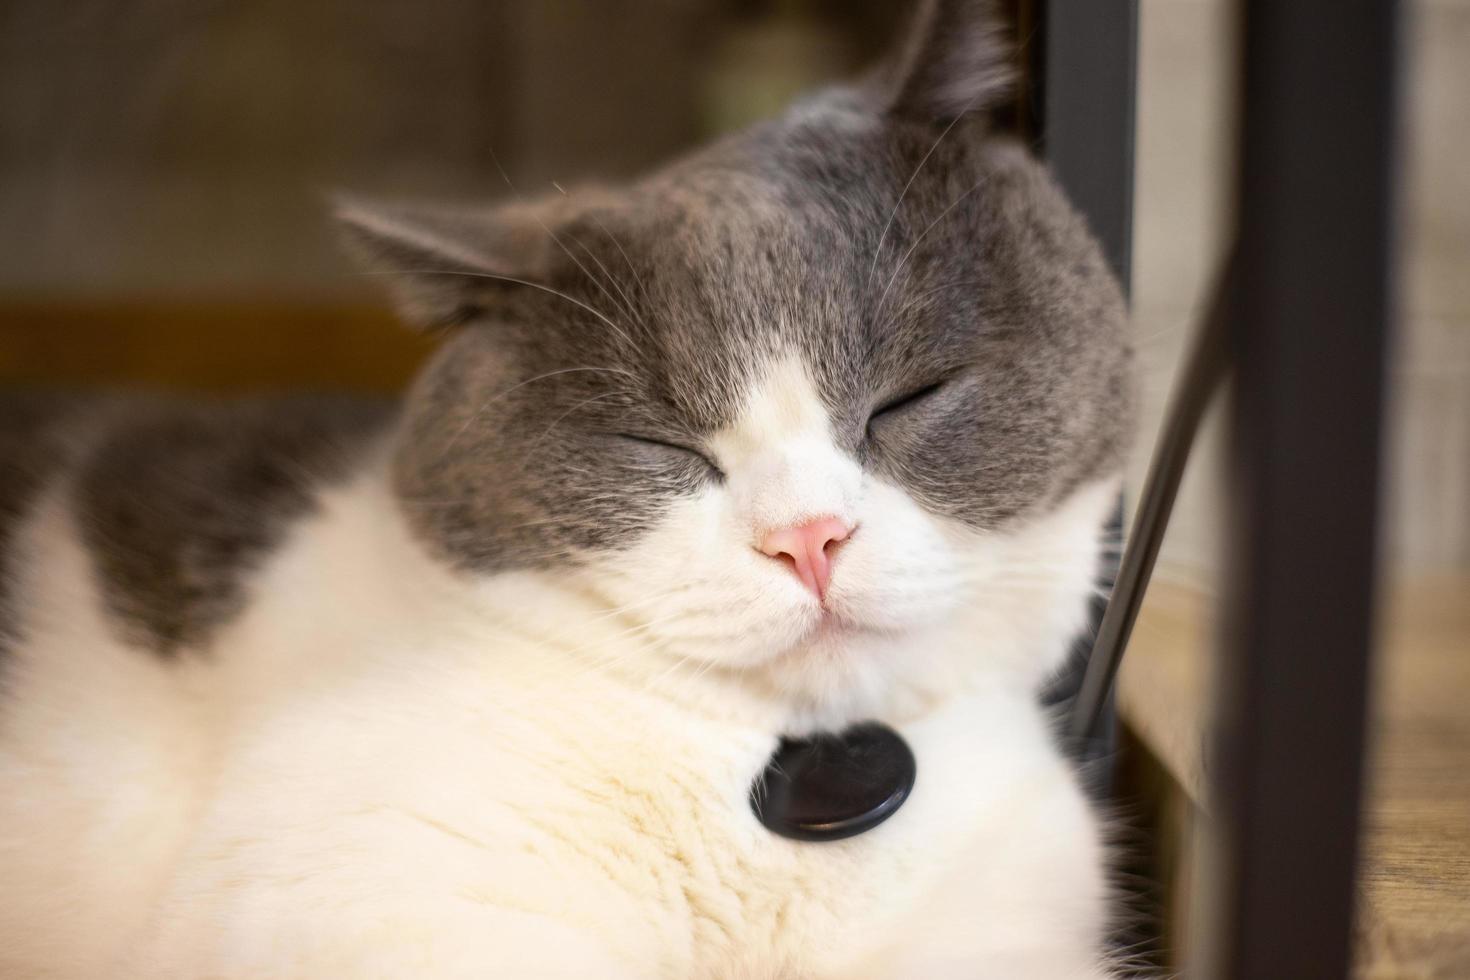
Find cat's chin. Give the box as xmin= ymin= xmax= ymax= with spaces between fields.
xmin=785 ymin=610 xmax=885 ymax=653
xmin=756 ymin=609 xmax=904 ymax=674
xmin=738 ymin=615 xmax=967 ymax=731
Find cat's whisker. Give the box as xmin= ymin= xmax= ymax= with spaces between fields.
xmin=977 ymin=557 xmax=1114 ymax=572
xmin=485 ymin=148 xmax=640 ymax=330
xmin=358 ymin=269 xmax=637 ymax=351
xmin=888 ymin=278 xmax=990 ymax=317
xmin=567 ymin=231 xmax=644 ymax=328
xmin=566 ymin=575 xmax=710 ymax=626
xmin=550 ymin=183 xmax=646 ymax=325
xmin=584 ymin=587 xmax=702 ymax=624
xmin=946 ymin=566 xmax=1108 ymax=587
xmin=437 ymin=364 xmax=637 ymax=455
xmin=866 ymin=107 xmax=971 ymax=289
xmin=875 ymin=175 xmax=992 ymax=319
xmin=581 ymin=204 xmax=651 ymax=308
xmin=523 ymin=391 xmax=633 ymax=453
xmin=531 ymin=213 xmax=644 ymax=336
xmin=552 ymin=637 xmax=711 ymax=696
xmin=655 ymin=647 xmax=735 ymax=704
xmin=561 ymin=603 xmax=712 ymax=655
xmin=641 ymin=649 xmax=704 ymax=694
xmin=976 ymin=560 xmax=1121 ymax=579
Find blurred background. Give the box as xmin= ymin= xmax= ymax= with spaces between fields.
xmin=0 ymin=0 xmax=902 ymax=390
xmin=1 ymin=0 xmax=1466 ymax=974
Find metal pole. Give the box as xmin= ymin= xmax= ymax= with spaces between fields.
xmin=1028 ymin=0 xmax=1139 ymax=772
xmin=1070 ymin=255 xmax=1234 ymax=748
xmin=1202 ymin=0 xmax=1399 ymax=975
xmin=1030 ymin=0 xmax=1139 ymax=290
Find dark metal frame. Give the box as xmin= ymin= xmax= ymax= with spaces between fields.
xmin=1027 ymin=0 xmax=1139 ymax=778
xmin=1028 ymin=0 xmax=1138 ymax=290
xmin=1205 ymin=1 xmax=1398 ymax=976
xmin=1030 ymin=0 xmax=1397 ymax=974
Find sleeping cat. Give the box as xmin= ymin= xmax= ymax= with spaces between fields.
xmin=0 ymin=1 xmax=1132 ymax=976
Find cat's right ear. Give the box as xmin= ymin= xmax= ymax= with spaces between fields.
xmin=878 ymin=0 xmax=1015 ymax=125
xmin=334 ymin=195 xmax=553 ymax=330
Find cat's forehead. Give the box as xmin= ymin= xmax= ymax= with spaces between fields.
xmin=580 ymin=124 xmax=1033 ymax=414
xmin=640 ymin=108 xmax=947 ymax=253
xmin=618 ymin=108 xmax=1039 ymax=317
xmin=499 ymin=101 xmax=1119 ymax=443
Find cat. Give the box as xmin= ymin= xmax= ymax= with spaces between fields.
xmin=0 ymin=1 xmax=1133 ymax=976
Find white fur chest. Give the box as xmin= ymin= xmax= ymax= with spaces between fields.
xmin=133 ymin=645 xmax=1106 ymax=980
xmin=1 ymin=471 xmax=1114 ymax=979
xmin=111 ymin=482 xmax=1108 ymax=979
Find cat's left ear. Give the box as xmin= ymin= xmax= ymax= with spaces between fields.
xmin=334 ymin=194 xmax=556 ymax=330
xmin=879 ymin=0 xmax=1015 ymax=124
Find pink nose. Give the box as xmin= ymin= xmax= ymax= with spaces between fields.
xmin=758 ymin=517 xmax=853 ymax=600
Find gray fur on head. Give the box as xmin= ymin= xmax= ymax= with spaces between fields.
xmin=339 ymin=0 xmax=1132 ymax=575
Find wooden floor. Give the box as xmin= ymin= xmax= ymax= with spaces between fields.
xmin=1120 ymin=574 xmax=1470 ymax=977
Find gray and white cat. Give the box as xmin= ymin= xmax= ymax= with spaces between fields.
xmin=0 ymin=2 xmax=1133 ymax=976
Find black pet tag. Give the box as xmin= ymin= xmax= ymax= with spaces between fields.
xmin=751 ymin=722 xmax=916 ymax=842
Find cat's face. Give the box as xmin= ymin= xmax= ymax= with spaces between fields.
xmin=342 ymin=3 xmax=1132 ymax=722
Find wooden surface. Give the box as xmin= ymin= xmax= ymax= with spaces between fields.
xmin=0 ymin=302 xmax=431 ymax=394
xmin=1356 ymin=577 xmax=1470 ymax=978
xmin=1117 ymin=580 xmax=1218 ymax=805
xmin=1119 ymin=574 xmax=1470 ymax=977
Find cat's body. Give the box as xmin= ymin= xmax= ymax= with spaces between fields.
xmin=0 ymin=3 xmax=1132 ymax=976
xmin=0 ymin=393 xmax=1114 ymax=979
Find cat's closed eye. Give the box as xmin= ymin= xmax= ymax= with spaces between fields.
xmin=616 ymin=433 xmax=725 ymax=481
xmin=865 ymin=382 xmax=945 ymax=435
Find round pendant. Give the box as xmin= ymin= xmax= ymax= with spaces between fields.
xmin=750 ymin=722 xmax=916 ymax=842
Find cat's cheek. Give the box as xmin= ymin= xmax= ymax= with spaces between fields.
xmin=825 ymin=476 xmax=969 ymax=630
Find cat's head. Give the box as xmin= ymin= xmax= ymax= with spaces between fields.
xmin=340 ymin=0 xmax=1132 ymax=725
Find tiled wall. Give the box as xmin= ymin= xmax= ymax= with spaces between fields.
xmin=1132 ymin=0 xmax=1470 ymax=575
